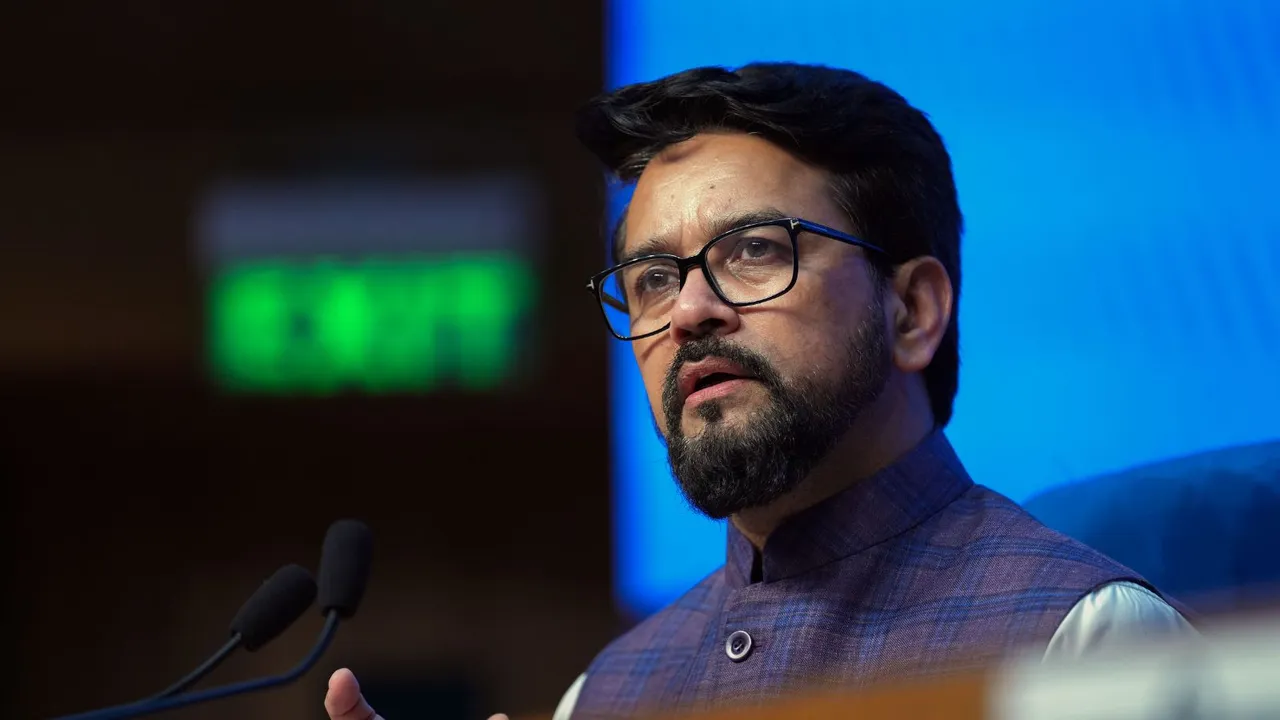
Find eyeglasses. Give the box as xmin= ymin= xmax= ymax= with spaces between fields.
xmin=587 ymin=217 xmax=886 ymax=341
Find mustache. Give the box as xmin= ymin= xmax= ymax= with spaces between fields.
xmin=661 ymin=336 xmax=785 ymax=415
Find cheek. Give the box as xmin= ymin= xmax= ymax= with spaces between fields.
xmin=752 ymin=270 xmax=875 ymax=376
xmin=764 ymin=330 xmax=846 ymax=385
xmin=807 ymin=259 xmax=870 ymax=315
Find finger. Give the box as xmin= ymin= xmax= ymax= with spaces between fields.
xmin=489 ymin=715 xmax=510 ymax=720
xmin=325 ymin=668 xmax=382 ymax=720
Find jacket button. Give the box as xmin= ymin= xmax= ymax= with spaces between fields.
xmin=725 ymin=630 xmax=753 ymax=662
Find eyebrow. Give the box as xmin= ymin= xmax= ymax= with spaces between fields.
xmin=616 ymin=207 xmax=791 ymax=265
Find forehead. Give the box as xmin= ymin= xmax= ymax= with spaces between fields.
xmin=623 ymin=132 xmax=836 ymax=254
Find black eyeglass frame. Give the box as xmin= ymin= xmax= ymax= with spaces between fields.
xmin=586 ymin=217 xmax=888 ymax=341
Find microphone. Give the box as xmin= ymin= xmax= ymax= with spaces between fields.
xmin=318 ymin=518 xmax=374 ymax=619
xmin=50 ymin=520 xmax=373 ymax=720
xmin=148 ymin=563 xmax=317 ymax=700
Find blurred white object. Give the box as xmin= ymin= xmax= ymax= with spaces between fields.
xmin=992 ymin=612 xmax=1280 ymax=719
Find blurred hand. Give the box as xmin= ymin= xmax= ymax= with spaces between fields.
xmin=325 ymin=668 xmax=510 ymax=720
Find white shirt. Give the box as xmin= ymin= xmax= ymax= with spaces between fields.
xmin=550 ymin=580 xmax=1196 ymax=719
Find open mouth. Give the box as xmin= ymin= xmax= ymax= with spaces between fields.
xmin=693 ymin=372 xmax=743 ymax=392
xmin=675 ymin=356 xmax=761 ymax=408
xmin=684 ymin=372 xmax=756 ymax=407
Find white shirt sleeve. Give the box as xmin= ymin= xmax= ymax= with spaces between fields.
xmin=1042 ymin=580 xmax=1198 ymax=662
xmin=552 ymin=672 xmax=587 ymax=720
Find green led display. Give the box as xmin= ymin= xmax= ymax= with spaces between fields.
xmin=208 ymin=254 xmax=535 ymax=393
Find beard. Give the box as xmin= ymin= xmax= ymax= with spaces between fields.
xmin=660 ymin=304 xmax=891 ymax=519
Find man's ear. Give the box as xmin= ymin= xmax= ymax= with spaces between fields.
xmin=886 ymin=256 xmax=953 ymax=373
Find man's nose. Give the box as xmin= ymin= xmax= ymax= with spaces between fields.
xmin=667 ymin=268 xmax=740 ymax=344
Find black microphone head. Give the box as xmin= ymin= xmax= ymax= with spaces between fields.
xmin=229 ymin=563 xmax=318 ymax=651
xmin=317 ymin=519 xmax=373 ymax=618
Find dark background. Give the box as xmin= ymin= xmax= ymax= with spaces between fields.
xmin=1 ymin=2 xmax=620 ymax=718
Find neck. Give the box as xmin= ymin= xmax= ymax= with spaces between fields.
xmin=730 ymin=378 xmax=934 ymax=549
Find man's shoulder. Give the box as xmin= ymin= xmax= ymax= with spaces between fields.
xmin=930 ymin=483 xmax=1152 ymax=588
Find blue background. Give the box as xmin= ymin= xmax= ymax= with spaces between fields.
xmin=607 ymin=0 xmax=1280 ymax=618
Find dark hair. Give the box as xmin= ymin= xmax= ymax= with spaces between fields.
xmin=574 ymin=62 xmax=963 ymax=428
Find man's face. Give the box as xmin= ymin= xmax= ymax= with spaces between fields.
xmin=624 ymin=132 xmax=892 ymax=518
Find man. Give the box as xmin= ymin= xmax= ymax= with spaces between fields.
xmin=325 ymin=63 xmax=1194 ymax=720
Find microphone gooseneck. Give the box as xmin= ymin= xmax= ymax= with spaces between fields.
xmin=52 ymin=611 xmax=342 ymax=720
xmin=146 ymin=635 xmax=242 ymax=702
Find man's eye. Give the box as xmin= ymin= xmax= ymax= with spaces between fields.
xmin=741 ymin=239 xmax=775 ymax=259
xmin=731 ymin=237 xmax=789 ymax=263
xmin=636 ymin=267 xmax=676 ymax=294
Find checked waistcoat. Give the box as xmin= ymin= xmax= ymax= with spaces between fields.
xmin=571 ymin=433 xmax=1151 ymax=718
